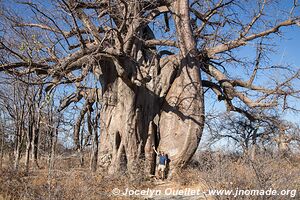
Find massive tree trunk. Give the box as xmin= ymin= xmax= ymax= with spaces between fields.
xmin=99 ymin=66 xmax=162 ymax=174
xmin=98 ymin=0 xmax=205 ymax=175
xmin=159 ymin=0 xmax=205 ymax=170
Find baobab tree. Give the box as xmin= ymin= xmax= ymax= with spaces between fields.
xmin=0 ymin=0 xmax=299 ymax=175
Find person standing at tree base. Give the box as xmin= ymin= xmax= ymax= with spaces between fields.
xmin=152 ymin=145 xmax=168 ymax=180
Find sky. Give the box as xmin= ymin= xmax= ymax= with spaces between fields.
xmin=199 ymin=0 xmax=300 ymax=124
xmin=201 ymin=25 xmax=300 ymax=151
xmin=276 ymin=26 xmax=300 ymax=124
xmin=218 ymin=25 xmax=300 ymax=121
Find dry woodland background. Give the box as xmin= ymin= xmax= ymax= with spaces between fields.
xmin=1 ymin=0 xmax=300 ymax=199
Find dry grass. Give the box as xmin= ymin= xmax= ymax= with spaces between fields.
xmin=0 ymin=156 xmax=152 ymax=200
xmin=176 ymin=151 xmax=300 ymax=199
xmin=0 ymin=151 xmax=299 ymax=200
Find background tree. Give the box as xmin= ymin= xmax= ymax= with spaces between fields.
xmin=206 ymin=112 xmax=300 ymax=160
xmin=0 ymin=0 xmax=299 ymax=175
xmin=0 ymin=73 xmax=63 ymax=172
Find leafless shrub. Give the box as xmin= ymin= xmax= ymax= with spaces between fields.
xmin=179 ymin=151 xmax=300 ymax=200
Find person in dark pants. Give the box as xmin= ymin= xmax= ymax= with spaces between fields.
xmin=152 ymin=145 xmax=167 ymax=180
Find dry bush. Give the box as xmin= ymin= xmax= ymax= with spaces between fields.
xmin=0 ymin=155 xmax=154 ymax=200
xmin=2 ymin=150 xmax=298 ymax=200
xmin=0 ymin=168 xmax=153 ymax=200
xmin=178 ymin=151 xmax=300 ymax=199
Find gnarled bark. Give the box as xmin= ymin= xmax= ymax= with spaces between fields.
xmin=98 ymin=11 xmax=205 ymax=174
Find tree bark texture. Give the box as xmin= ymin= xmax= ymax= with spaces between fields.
xmin=98 ymin=0 xmax=205 ymax=175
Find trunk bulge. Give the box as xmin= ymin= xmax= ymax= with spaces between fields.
xmin=98 ymin=1 xmax=205 ymax=174
xmin=158 ymin=0 xmax=205 ymax=169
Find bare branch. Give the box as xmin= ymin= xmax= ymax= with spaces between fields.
xmin=207 ymin=18 xmax=300 ymax=56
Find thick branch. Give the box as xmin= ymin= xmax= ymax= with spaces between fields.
xmin=144 ymin=39 xmax=177 ymax=47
